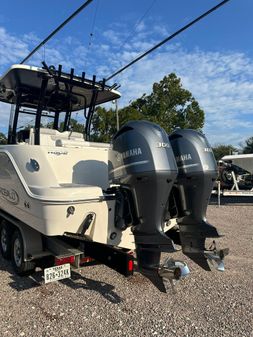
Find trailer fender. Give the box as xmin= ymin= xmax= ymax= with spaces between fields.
xmin=15 ymin=222 xmax=44 ymax=261
xmin=0 ymin=211 xmax=43 ymax=261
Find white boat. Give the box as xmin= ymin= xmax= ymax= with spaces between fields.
xmin=222 ymin=154 xmax=253 ymax=174
xmin=0 ymin=63 xmax=227 ymax=291
xmin=0 ymin=64 xmax=134 ymax=244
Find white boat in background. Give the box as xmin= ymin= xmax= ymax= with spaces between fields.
xmin=222 ymin=154 xmax=253 ymax=174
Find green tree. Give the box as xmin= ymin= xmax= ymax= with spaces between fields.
xmin=129 ymin=73 xmax=205 ymax=133
xmin=212 ymin=144 xmax=237 ymax=160
xmin=68 ymin=118 xmax=85 ymax=134
xmin=91 ymin=107 xmax=117 ymax=142
xmin=91 ymin=73 xmax=205 ymax=142
xmin=44 ymin=118 xmax=85 ymax=133
xmin=0 ymin=132 xmax=7 ymax=144
xmin=242 ymin=136 xmax=253 ymax=154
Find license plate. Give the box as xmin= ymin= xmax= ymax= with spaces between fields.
xmin=44 ymin=263 xmax=71 ymax=284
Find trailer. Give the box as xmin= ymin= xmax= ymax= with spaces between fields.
xmin=0 ymin=64 xmax=228 ymax=292
xmin=216 ymin=156 xmax=253 ymax=197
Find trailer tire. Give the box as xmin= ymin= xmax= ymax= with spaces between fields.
xmin=0 ymin=221 xmax=12 ymax=260
xmin=11 ymin=229 xmax=35 ymax=276
xmin=220 ymin=168 xmax=233 ymax=185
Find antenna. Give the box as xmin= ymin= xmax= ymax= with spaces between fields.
xmin=105 ymin=0 xmax=231 ymax=82
xmin=20 ymin=0 xmax=94 ymax=64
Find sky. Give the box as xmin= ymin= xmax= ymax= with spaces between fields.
xmin=0 ymin=0 xmax=252 ymax=147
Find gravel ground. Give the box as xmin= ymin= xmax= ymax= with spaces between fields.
xmin=0 ymin=204 xmax=253 ymax=337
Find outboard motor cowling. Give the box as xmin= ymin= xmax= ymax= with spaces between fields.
xmin=169 ymin=129 xmax=220 ymax=270
xmin=109 ymin=121 xmax=178 ymax=291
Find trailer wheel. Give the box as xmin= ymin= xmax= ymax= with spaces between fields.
xmin=11 ymin=230 xmax=35 ymax=276
xmin=220 ymin=168 xmax=233 ymax=185
xmin=0 ymin=221 xmax=12 ymax=259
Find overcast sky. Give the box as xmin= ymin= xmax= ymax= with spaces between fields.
xmin=0 ymin=0 xmax=252 ymax=147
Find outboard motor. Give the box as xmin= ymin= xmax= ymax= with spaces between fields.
xmin=109 ymin=120 xmax=178 ymax=291
xmin=169 ymin=129 xmax=228 ymax=270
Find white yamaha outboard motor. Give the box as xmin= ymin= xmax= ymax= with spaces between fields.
xmin=109 ymin=120 xmax=179 ymax=291
xmin=169 ymin=129 xmax=229 ymax=270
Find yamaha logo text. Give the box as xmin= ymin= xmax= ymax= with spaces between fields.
xmin=116 ymin=147 xmax=142 ymax=161
xmin=175 ymin=153 xmax=192 ymax=163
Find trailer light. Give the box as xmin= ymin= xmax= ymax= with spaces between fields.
xmin=55 ymin=255 xmax=75 ymax=266
xmin=128 ymin=259 xmax=134 ymax=272
xmin=80 ymin=256 xmax=95 ymax=264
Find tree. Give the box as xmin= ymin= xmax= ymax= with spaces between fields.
xmin=0 ymin=132 xmax=7 ymax=144
xmin=128 ymin=73 xmax=205 ymax=133
xmin=212 ymin=144 xmax=237 ymax=160
xmin=44 ymin=118 xmax=85 ymax=134
xmin=91 ymin=73 xmax=205 ymax=142
xmin=242 ymin=136 xmax=253 ymax=154
xmin=68 ymin=118 xmax=85 ymax=134
xmin=91 ymin=107 xmax=118 ymax=142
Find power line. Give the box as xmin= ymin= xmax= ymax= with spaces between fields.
xmin=105 ymin=0 xmax=231 ymax=82
xmin=119 ymin=0 xmax=158 ymax=50
xmin=20 ymin=0 xmax=94 ymax=64
xmin=88 ymin=0 xmax=100 ymax=47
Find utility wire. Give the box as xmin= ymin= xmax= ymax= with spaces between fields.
xmin=119 ymin=0 xmax=158 ymax=50
xmin=88 ymin=0 xmax=100 ymax=47
xmin=85 ymin=0 xmax=100 ymax=68
xmin=43 ymin=45 xmax=46 ymax=62
xmin=105 ymin=0 xmax=231 ymax=82
xmin=20 ymin=0 xmax=94 ymax=64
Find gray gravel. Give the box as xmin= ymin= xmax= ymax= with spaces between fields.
xmin=0 ymin=204 xmax=253 ymax=337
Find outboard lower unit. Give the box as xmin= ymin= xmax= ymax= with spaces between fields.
xmin=169 ymin=129 xmax=228 ymax=270
xmin=109 ymin=121 xmax=178 ymax=291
